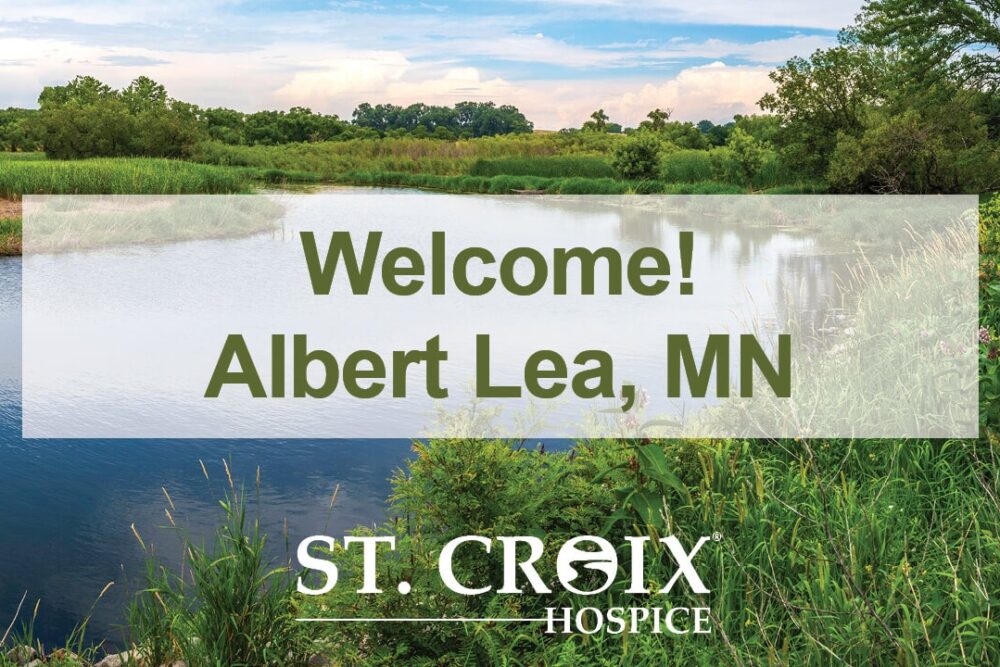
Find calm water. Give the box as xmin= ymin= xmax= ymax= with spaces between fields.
xmin=1 ymin=190 xmax=850 ymax=645
xmin=1 ymin=253 xmax=413 ymax=645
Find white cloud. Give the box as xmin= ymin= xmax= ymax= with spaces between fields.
xmin=649 ymin=34 xmax=837 ymax=64
xmin=513 ymin=0 xmax=861 ymax=30
xmin=269 ymin=58 xmax=774 ymax=128
xmin=516 ymin=62 xmax=775 ymax=128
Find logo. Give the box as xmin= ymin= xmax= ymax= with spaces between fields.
xmin=296 ymin=533 xmax=716 ymax=635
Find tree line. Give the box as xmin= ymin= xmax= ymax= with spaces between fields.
xmin=0 ymin=76 xmax=534 ymax=159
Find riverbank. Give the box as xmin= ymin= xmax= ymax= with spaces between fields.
xmin=0 ymin=141 xmax=831 ymax=257
xmin=0 ymin=199 xmax=19 ymax=256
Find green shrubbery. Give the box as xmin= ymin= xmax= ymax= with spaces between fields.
xmin=301 ymin=433 xmax=1000 ymax=665
xmin=611 ymin=133 xmax=663 ymax=180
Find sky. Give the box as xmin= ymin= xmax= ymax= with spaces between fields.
xmin=0 ymin=0 xmax=863 ymax=129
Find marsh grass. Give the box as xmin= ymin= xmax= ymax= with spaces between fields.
xmin=469 ymin=155 xmax=615 ymax=178
xmin=0 ymin=218 xmax=20 ymax=256
xmin=0 ymin=155 xmax=251 ymax=198
xmin=191 ymin=133 xmax=625 ymax=178
xmin=0 ymin=585 xmax=112 ymax=667
xmin=125 ymin=462 xmax=312 ymax=667
xmin=331 ymin=170 xmax=748 ymax=194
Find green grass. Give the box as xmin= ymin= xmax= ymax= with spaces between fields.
xmin=126 ymin=467 xmax=311 ymax=667
xmin=190 ymin=133 xmax=626 ymax=179
xmin=0 ymin=218 xmax=20 ymax=256
xmin=0 ymin=154 xmax=251 ymax=198
xmin=332 ymin=170 xmax=748 ymax=194
xmin=469 ymin=155 xmax=615 ymax=178
xmin=660 ymin=148 xmax=715 ymax=182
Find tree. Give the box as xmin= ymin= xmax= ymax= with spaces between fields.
xmin=696 ymin=119 xmax=733 ymax=146
xmin=0 ymin=108 xmax=40 ymax=151
xmin=726 ymin=127 xmax=766 ymax=186
xmin=351 ymin=101 xmax=531 ymax=137
xmin=860 ymin=0 xmax=1000 ymax=89
xmin=640 ymin=108 xmax=672 ymax=132
xmin=122 ymin=76 xmax=168 ymax=113
xmin=611 ymin=133 xmax=662 ymax=180
xmin=33 ymin=76 xmax=203 ymax=158
xmin=582 ymin=109 xmax=609 ymax=132
xmin=760 ymin=45 xmax=887 ymax=176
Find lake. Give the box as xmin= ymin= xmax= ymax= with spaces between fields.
xmin=1 ymin=189 xmax=854 ymax=646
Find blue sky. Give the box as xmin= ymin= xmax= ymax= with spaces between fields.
xmin=0 ymin=1 xmax=861 ymax=128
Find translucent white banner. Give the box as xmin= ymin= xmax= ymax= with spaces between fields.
xmin=22 ymin=193 xmax=979 ymax=438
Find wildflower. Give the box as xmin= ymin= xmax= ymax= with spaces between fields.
xmin=989 ymin=348 xmax=999 ymax=361
xmin=980 ymin=326 xmax=992 ymax=344
xmin=621 ymin=412 xmax=640 ymax=432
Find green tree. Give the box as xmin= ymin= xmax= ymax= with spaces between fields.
xmin=726 ymin=127 xmax=766 ymax=186
xmin=860 ymin=0 xmax=1000 ymax=88
xmin=33 ymin=76 xmax=203 ymax=158
xmin=641 ymin=107 xmax=672 ymax=132
xmin=0 ymin=108 xmax=40 ymax=151
xmin=582 ymin=108 xmax=609 ymax=132
xmin=122 ymin=76 xmax=168 ymax=113
xmin=760 ymin=45 xmax=887 ymax=176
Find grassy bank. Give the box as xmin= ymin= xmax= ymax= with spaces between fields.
xmin=0 ymin=218 xmax=21 ymax=256
xmin=189 ymin=136 xmax=827 ymax=195
xmin=0 ymin=155 xmax=252 ymax=198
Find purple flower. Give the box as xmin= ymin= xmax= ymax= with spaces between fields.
xmin=980 ymin=327 xmax=992 ymax=345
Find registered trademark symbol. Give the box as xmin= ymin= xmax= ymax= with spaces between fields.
xmin=712 ymin=532 xmax=723 ymax=542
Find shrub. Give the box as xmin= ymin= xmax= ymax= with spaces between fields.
xmin=611 ymin=132 xmax=662 ymax=180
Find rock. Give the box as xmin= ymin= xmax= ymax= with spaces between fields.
xmin=48 ymin=648 xmax=81 ymax=664
xmin=5 ymin=645 xmax=38 ymax=666
xmin=94 ymin=650 xmax=141 ymax=667
xmin=25 ymin=660 xmax=42 ymax=667
xmin=308 ymin=655 xmax=331 ymax=667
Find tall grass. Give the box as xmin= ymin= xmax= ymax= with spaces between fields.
xmin=0 ymin=218 xmax=20 ymax=256
xmin=660 ymin=149 xmax=715 ymax=182
xmin=333 ymin=170 xmax=747 ymax=194
xmin=469 ymin=155 xmax=615 ymax=178
xmin=126 ymin=463 xmax=311 ymax=667
xmin=0 ymin=156 xmax=251 ymax=198
xmin=191 ymin=133 xmax=625 ymax=178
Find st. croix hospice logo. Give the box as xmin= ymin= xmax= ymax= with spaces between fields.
xmin=295 ymin=532 xmax=722 ymax=635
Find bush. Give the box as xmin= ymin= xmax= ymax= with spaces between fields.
xmin=611 ymin=132 xmax=662 ymax=180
